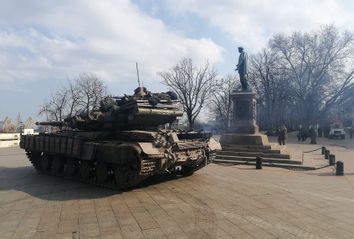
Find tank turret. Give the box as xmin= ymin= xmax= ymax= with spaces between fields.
xmin=37 ymin=87 xmax=182 ymax=130
xmin=20 ymin=87 xmax=221 ymax=189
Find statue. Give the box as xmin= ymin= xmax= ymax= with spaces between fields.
xmin=235 ymin=46 xmax=250 ymax=91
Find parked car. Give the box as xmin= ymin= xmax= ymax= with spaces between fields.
xmin=329 ymin=128 xmax=346 ymax=139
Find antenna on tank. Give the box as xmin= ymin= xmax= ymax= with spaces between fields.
xmin=136 ymin=62 xmax=141 ymax=87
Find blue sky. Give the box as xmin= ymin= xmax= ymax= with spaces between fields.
xmin=1 ymin=0 xmax=353 ymax=122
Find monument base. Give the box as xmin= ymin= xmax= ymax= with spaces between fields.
xmin=219 ymin=133 xmax=270 ymax=146
xmin=228 ymin=124 xmax=259 ymax=134
xmin=217 ymin=132 xmax=294 ymax=167
xmin=220 ymin=90 xmax=270 ymax=147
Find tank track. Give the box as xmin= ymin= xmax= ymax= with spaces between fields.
xmin=25 ymin=150 xmax=159 ymax=190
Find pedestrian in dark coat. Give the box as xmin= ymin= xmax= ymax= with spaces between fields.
xmin=278 ymin=125 xmax=287 ymax=145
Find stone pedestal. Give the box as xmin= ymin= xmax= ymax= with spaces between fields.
xmin=217 ymin=91 xmax=294 ymax=167
xmin=220 ymin=91 xmax=270 ymax=146
xmin=219 ymin=133 xmax=269 ymax=146
xmin=230 ymin=91 xmax=258 ymax=134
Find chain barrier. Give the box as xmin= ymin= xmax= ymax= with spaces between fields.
xmin=213 ymin=160 xmax=333 ymax=171
xmin=301 ymin=147 xmax=322 ymax=164
xmin=287 ymin=146 xmax=335 ymax=171
xmin=285 ymin=164 xmax=332 ymax=171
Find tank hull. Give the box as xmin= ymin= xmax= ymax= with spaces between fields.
xmin=20 ymin=130 xmax=217 ymax=189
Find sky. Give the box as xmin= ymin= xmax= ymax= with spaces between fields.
xmin=1 ymin=0 xmax=354 ymax=122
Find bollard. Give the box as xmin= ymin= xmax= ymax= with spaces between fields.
xmin=321 ymin=146 xmax=326 ymax=155
xmin=325 ymin=150 xmax=330 ymax=159
xmin=329 ymin=154 xmax=336 ymax=166
xmin=336 ymin=161 xmax=344 ymax=176
xmin=256 ymin=156 xmax=262 ymax=169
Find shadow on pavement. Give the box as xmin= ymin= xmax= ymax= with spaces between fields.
xmin=0 ymin=166 xmax=115 ymax=200
xmin=0 ymin=165 xmax=187 ymax=201
xmin=310 ymin=171 xmax=336 ymax=176
xmin=309 ymin=171 xmax=354 ymax=176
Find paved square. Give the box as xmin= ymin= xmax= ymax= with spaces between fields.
xmin=1 ymin=135 xmax=354 ymax=238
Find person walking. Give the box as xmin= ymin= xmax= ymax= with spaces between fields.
xmin=278 ymin=125 xmax=287 ymax=145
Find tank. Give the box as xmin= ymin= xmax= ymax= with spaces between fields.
xmin=20 ymin=87 xmax=221 ymax=189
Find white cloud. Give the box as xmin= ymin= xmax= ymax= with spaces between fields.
xmin=1 ymin=0 xmax=353 ymax=120
xmin=0 ymin=0 xmax=224 ymax=87
xmin=165 ymin=0 xmax=354 ymax=52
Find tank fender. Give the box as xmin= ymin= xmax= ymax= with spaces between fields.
xmin=136 ymin=142 xmax=163 ymax=155
xmin=119 ymin=143 xmax=142 ymax=155
xmin=208 ymin=137 xmax=222 ymax=151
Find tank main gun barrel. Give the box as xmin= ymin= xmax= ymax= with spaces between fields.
xmin=36 ymin=121 xmax=66 ymax=127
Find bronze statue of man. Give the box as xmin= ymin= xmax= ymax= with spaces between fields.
xmin=235 ymin=46 xmax=250 ymax=91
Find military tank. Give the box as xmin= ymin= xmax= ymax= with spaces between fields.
xmin=20 ymin=87 xmax=221 ymax=189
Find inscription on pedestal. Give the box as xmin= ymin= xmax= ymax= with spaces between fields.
xmin=235 ymin=100 xmax=250 ymax=120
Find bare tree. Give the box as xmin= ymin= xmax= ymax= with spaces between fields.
xmin=39 ymin=86 xmax=69 ymax=121
xmin=2 ymin=116 xmax=16 ymax=133
xmin=209 ymin=75 xmax=238 ymax=132
xmin=15 ymin=113 xmax=22 ymax=129
xmin=242 ymin=25 xmax=354 ymax=131
xmin=24 ymin=117 xmax=34 ymax=129
xmin=39 ymin=73 xmax=107 ymax=121
xmin=76 ymin=73 xmax=107 ymax=114
xmin=67 ymin=80 xmax=81 ymax=116
xmin=249 ymin=49 xmax=295 ymax=130
xmin=269 ymin=25 xmax=354 ymax=126
xmin=159 ymin=58 xmax=217 ymax=129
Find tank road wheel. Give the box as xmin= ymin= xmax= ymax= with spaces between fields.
xmin=52 ymin=157 xmax=64 ymax=173
xmin=114 ymin=166 xmax=128 ymax=186
xmin=80 ymin=160 xmax=93 ymax=179
xmin=41 ymin=155 xmax=52 ymax=172
xmin=129 ymin=157 xmax=139 ymax=170
xmin=96 ymin=163 xmax=110 ymax=183
xmin=181 ymin=165 xmax=195 ymax=176
xmin=65 ymin=159 xmax=79 ymax=176
xmin=26 ymin=151 xmax=42 ymax=171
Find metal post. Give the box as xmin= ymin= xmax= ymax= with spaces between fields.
xmin=329 ymin=154 xmax=335 ymax=166
xmin=325 ymin=150 xmax=330 ymax=159
xmin=321 ymin=146 xmax=326 ymax=155
xmin=256 ymin=156 xmax=262 ymax=169
xmin=336 ymin=161 xmax=344 ymax=176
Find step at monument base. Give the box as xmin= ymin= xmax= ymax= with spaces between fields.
xmin=215 ymin=154 xmax=298 ymax=164
xmin=212 ymin=158 xmax=315 ymax=170
xmin=217 ymin=134 xmax=300 ymax=168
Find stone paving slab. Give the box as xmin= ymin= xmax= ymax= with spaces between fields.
xmin=1 ymin=135 xmax=354 ymax=238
